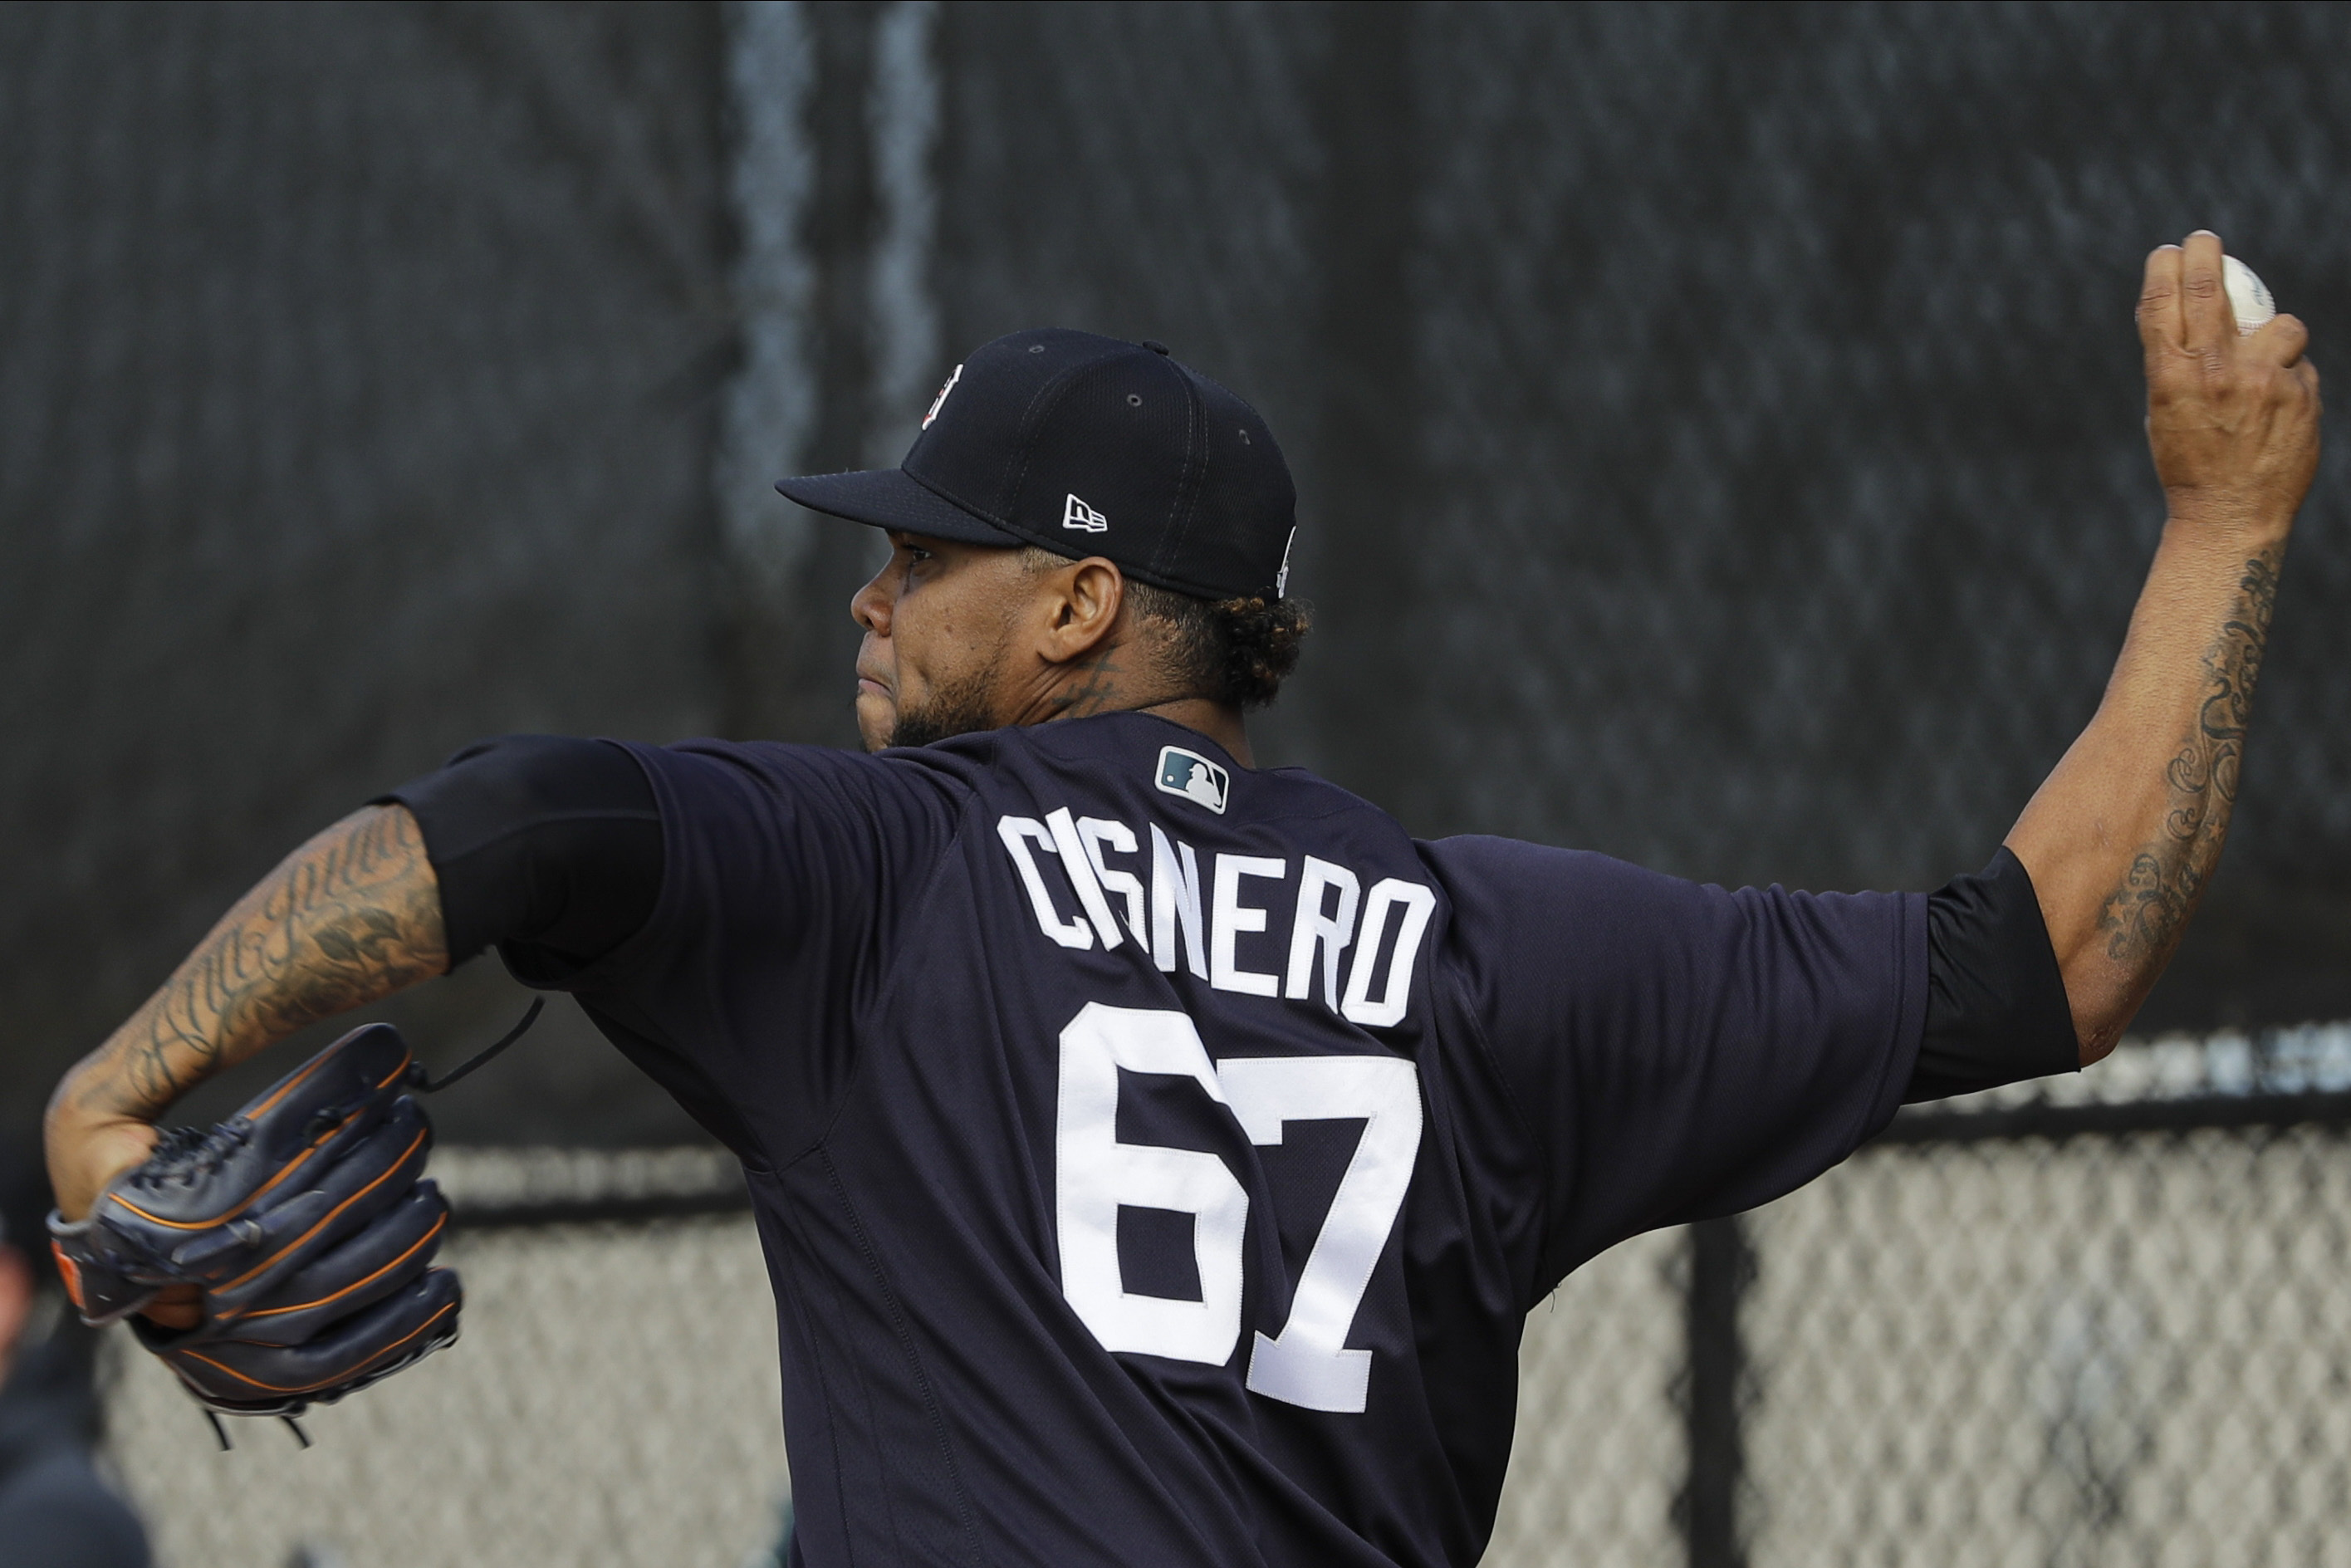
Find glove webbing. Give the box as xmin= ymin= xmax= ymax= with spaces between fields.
xmin=173 ymin=999 xmax=543 ymax=1452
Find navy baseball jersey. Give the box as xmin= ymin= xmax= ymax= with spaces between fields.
xmin=517 ymin=712 xmax=1924 ymax=1566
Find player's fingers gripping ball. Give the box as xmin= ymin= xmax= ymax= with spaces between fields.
xmin=47 ymin=1022 xmax=473 ymax=1433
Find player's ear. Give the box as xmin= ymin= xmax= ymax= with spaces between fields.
xmin=1039 ymin=557 xmax=1125 ymax=664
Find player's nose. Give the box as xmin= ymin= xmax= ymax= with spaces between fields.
xmin=850 ymin=565 xmax=893 ymax=635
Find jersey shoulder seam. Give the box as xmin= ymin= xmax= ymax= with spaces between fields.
xmin=1433 ymin=955 xmax=1555 ymax=1311
xmin=502 ymin=741 xmax=685 ymax=997
xmin=771 ymin=767 xmax=983 ymax=1169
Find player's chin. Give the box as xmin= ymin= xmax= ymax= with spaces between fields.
xmin=854 ymin=688 xmax=895 ymax=753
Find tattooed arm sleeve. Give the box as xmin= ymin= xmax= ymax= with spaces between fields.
xmin=45 ymin=805 xmax=448 ymax=1220
xmin=2004 ymin=235 xmax=2319 ymax=1063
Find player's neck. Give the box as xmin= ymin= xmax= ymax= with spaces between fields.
xmin=1014 ymin=644 xmax=1255 ymax=765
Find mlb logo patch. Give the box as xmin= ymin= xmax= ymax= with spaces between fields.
xmin=1155 ymin=746 xmax=1229 ymax=815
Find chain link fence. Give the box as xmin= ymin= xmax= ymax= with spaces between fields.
xmin=100 ymin=1150 xmax=791 ymax=1568
xmin=1506 ymin=1043 xmax=2351 ymax=1566
xmin=1740 ymin=1038 xmax=2351 ymax=1568
xmin=1745 ymin=1129 xmax=2351 ymax=1567
xmin=83 ymin=1037 xmax=2351 ymax=1566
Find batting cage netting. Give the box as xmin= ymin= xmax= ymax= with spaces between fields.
xmin=6 ymin=1 xmax=2351 ymax=1563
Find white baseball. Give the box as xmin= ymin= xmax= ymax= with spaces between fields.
xmin=2223 ymin=254 xmax=2276 ymax=335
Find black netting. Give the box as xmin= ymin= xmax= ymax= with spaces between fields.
xmin=0 ymin=2 xmax=732 ymax=1139
xmin=933 ymin=0 xmax=2351 ymax=1031
xmin=7 ymin=2 xmax=2348 ymax=1125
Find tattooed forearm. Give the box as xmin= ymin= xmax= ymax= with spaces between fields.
xmin=2015 ymin=235 xmax=2318 ymax=1064
xmin=2096 ymin=549 xmax=2281 ymax=968
xmin=66 ymin=805 xmax=447 ymax=1123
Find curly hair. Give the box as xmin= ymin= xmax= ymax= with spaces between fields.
xmin=1020 ymin=548 xmax=1311 ymax=708
xmin=1127 ymin=580 xmax=1314 ymax=709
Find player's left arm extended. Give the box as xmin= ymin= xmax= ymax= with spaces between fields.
xmin=44 ymin=804 xmax=448 ymax=1225
xmin=2006 ymin=233 xmax=2322 ymax=1065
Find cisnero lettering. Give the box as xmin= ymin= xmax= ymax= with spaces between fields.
xmin=996 ymin=814 xmax=1436 ymax=1026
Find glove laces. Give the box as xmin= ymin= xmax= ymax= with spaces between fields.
xmin=408 ymin=998 xmax=545 ymax=1094
xmin=200 ymin=1409 xmax=310 ymax=1452
xmin=148 ymin=1123 xmax=252 ymax=1187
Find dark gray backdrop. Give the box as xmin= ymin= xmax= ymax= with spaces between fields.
xmin=5 ymin=1 xmax=2348 ymax=1144
xmin=0 ymin=2 xmax=732 ymax=1139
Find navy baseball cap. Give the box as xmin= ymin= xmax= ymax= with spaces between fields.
xmin=775 ymin=329 xmax=1298 ymax=601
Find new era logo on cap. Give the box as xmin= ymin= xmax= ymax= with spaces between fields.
xmin=1063 ymin=493 xmax=1109 ymax=533
xmin=1155 ymin=746 xmax=1229 ymax=814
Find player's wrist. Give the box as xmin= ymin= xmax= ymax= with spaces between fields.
xmin=42 ymin=1103 xmax=159 ymax=1223
xmin=2160 ymin=488 xmax=2298 ymax=549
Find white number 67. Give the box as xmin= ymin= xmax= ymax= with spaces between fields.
xmin=1055 ymin=1002 xmax=1422 ymax=1414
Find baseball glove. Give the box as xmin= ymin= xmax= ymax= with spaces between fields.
xmin=47 ymin=1003 xmax=537 ymax=1443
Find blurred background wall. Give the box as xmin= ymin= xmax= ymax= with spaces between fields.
xmin=4 ymin=0 xmax=2349 ymax=1149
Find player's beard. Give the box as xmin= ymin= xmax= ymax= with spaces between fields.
xmin=887 ymin=666 xmax=1002 ymax=749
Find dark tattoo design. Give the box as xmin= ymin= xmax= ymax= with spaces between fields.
xmin=2096 ymin=550 xmax=2281 ymax=968
xmin=72 ymin=806 xmax=446 ymax=1120
xmin=1049 ymin=650 xmax=1123 ymax=719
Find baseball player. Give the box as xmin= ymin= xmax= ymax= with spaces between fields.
xmin=44 ymin=234 xmax=2321 ymax=1564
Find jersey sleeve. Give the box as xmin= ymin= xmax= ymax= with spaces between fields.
xmin=379 ymin=733 xmax=664 ymax=972
xmin=549 ymin=740 xmax=967 ymax=1166
xmin=1910 ymin=846 xmax=2081 ymax=1101
xmin=1423 ymin=836 xmax=1927 ymax=1297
